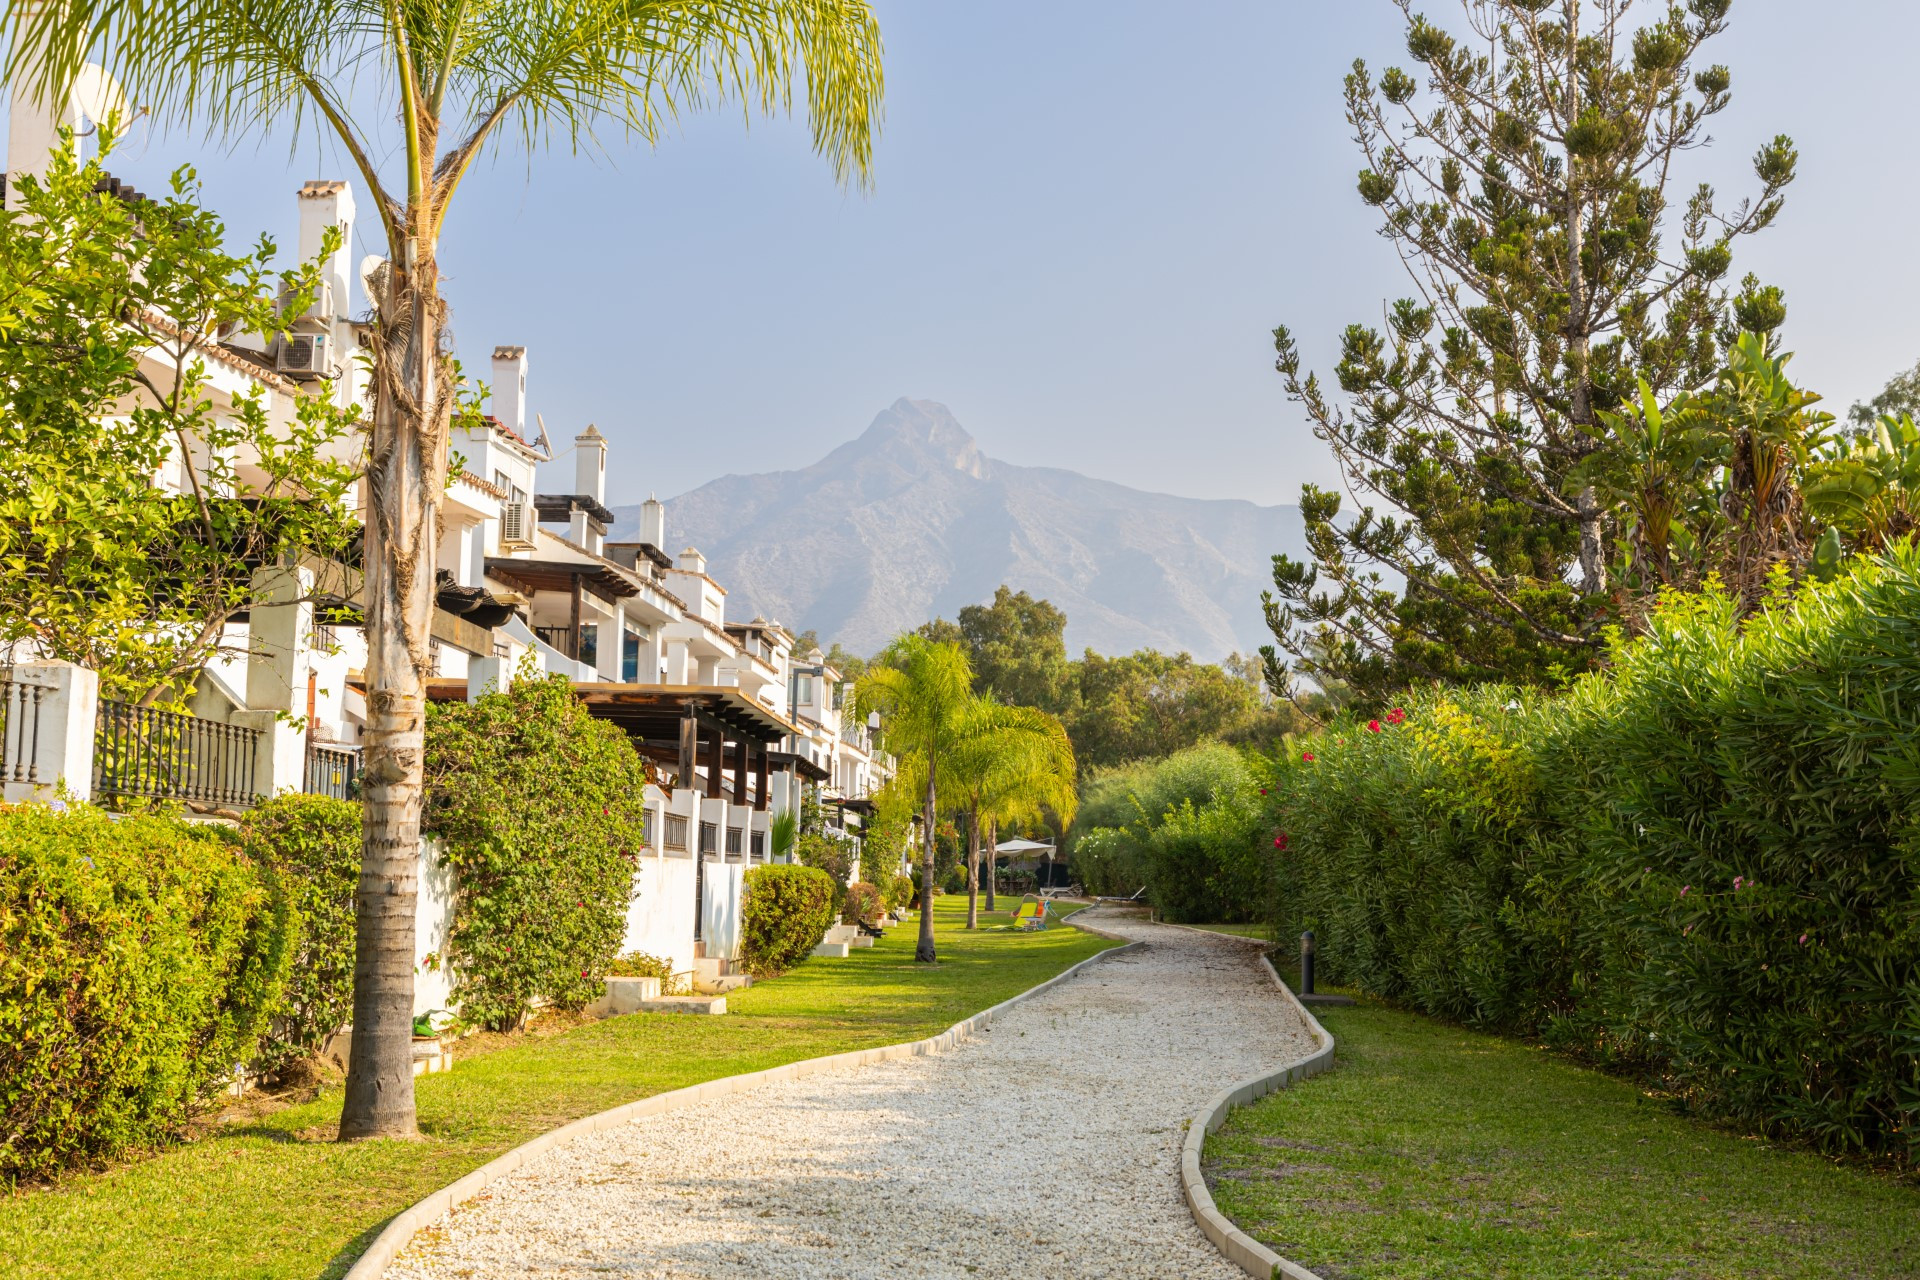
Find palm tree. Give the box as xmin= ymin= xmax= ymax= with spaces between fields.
xmin=9 ymin=0 xmax=883 ymax=1139
xmin=944 ymin=697 xmax=1073 ymax=928
xmin=979 ymin=735 xmax=1074 ymax=910
xmin=853 ymin=634 xmax=971 ymax=962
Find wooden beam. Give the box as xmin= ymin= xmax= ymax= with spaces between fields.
xmin=733 ymin=737 xmax=751 ymax=811
xmin=754 ymin=746 xmax=769 ymax=813
xmin=678 ymin=711 xmax=697 ymax=793
xmin=705 ymin=722 xmax=723 ymax=800
xmin=569 ymin=574 xmax=583 ymax=661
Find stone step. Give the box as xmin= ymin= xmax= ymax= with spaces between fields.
xmin=693 ymin=972 xmax=754 ymax=995
xmin=591 ymin=975 xmax=664 ymax=1017
xmin=847 ymin=934 xmax=875 ymax=948
xmin=810 ymin=941 xmax=851 ymax=958
xmin=823 ymin=923 xmax=861 ymax=945
xmin=637 ymin=995 xmax=728 ymax=1015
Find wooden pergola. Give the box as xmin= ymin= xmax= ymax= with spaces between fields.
xmin=425 ymin=679 xmax=798 ymax=810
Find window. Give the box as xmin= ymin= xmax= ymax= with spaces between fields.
xmin=622 ymin=628 xmax=642 ymax=683
xmin=725 ymin=827 xmax=743 ymax=861
xmin=832 ymin=682 xmax=846 ymax=711
xmin=699 ymin=821 xmax=718 ymax=857
xmin=640 ymin=808 xmax=655 ymax=849
xmin=665 ymin=814 xmax=689 ymax=853
xmin=492 ymin=469 xmax=511 ymax=494
xmin=795 ymin=675 xmax=813 ymax=706
xmin=750 ymin=830 xmax=766 ymax=862
xmin=578 ymin=623 xmax=599 ymax=668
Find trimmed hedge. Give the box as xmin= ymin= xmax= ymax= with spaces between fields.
xmin=239 ymin=794 xmax=359 ymax=1073
xmin=0 ymin=805 xmax=293 ymax=1180
xmin=1270 ymin=550 xmax=1920 ymax=1163
xmin=739 ymin=864 xmax=836 ymax=978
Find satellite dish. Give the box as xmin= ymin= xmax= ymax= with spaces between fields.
xmin=72 ymin=63 xmax=128 ymax=131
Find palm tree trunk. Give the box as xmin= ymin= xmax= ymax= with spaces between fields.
xmin=984 ymin=818 xmax=997 ymax=911
xmin=916 ymin=759 xmax=938 ymax=962
xmin=965 ymin=801 xmax=980 ymax=929
xmin=340 ymin=249 xmax=446 ymax=1140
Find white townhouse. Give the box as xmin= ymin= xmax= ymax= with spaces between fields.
xmin=0 ymin=67 xmax=894 ymax=1002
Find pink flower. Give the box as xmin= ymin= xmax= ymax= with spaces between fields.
xmin=1680 ymin=885 xmax=1689 ymax=897
xmin=1733 ymin=876 xmax=1744 ymax=890
xmin=1386 ymin=708 xmax=1407 ymax=725
xmin=1366 ymin=719 xmax=1381 ymax=733
xmin=1799 ymin=933 xmax=1808 ymax=945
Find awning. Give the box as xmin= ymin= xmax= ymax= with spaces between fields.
xmin=485 ymin=556 xmax=639 ymax=601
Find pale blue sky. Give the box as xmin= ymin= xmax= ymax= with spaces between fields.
xmin=22 ymin=0 xmax=1920 ymax=507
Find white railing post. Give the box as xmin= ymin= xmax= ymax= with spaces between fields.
xmin=2 ymin=661 xmax=100 ymax=805
xmin=239 ymin=565 xmax=315 ymax=796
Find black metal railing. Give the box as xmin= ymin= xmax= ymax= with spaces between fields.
xmin=93 ymin=699 xmax=260 ymax=809
xmin=304 ymin=743 xmax=361 ymax=800
xmin=1 ymin=674 xmax=45 ymax=787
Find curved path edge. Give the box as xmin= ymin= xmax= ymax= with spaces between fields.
xmin=1174 ymin=939 xmax=1337 ymax=1280
xmin=342 ymin=920 xmax=1142 ymax=1280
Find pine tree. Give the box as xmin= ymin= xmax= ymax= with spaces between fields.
xmin=1263 ymin=0 xmax=1795 ymax=705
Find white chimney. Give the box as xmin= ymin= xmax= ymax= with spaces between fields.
xmin=296 ymin=180 xmax=354 ymax=322
xmin=679 ymin=547 xmax=707 ymax=576
xmin=491 ymin=346 xmax=528 ymax=438
xmin=575 ymin=425 xmax=606 ymax=502
xmin=640 ymin=496 xmax=666 ymax=549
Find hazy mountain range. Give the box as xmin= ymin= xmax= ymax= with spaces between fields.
xmin=607 ymin=398 xmax=1306 ymax=660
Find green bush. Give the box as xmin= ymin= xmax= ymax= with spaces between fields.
xmin=425 ymin=676 xmax=650 ymax=1030
xmin=0 ymin=804 xmax=293 ymax=1181
xmin=606 ymin=950 xmax=683 ymax=994
xmin=842 ymin=881 xmax=883 ymax=926
xmin=739 ymin=864 xmax=836 ymax=978
xmin=883 ymin=873 xmax=914 ymax=914
xmin=1069 ymin=742 xmax=1264 ymax=918
xmin=239 ymin=794 xmax=359 ymax=1073
xmin=1271 ymin=551 xmax=1920 ymax=1163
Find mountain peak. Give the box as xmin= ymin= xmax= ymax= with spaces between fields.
xmin=853 ymin=398 xmax=987 ymax=479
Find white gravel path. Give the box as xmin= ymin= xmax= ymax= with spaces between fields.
xmin=388 ymin=910 xmax=1316 ymax=1280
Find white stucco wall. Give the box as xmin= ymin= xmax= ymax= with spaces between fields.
xmin=701 ymin=861 xmax=745 ymax=962
xmin=414 ymin=837 xmax=458 ymax=1016
xmin=622 ymin=854 xmax=700 ymax=978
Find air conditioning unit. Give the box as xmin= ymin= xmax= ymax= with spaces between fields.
xmin=499 ymin=500 xmax=536 ymax=548
xmin=276 ymin=331 xmax=334 ymax=379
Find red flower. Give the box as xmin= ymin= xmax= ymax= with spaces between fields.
xmin=1302 ymin=752 xmax=1315 ymax=762
xmin=1386 ymin=707 xmax=1407 ymax=725
xmin=1366 ymin=719 xmax=1381 ymax=733
xmin=1259 ymin=788 xmax=1268 ymax=796
xmin=1273 ymin=832 xmax=1291 ymax=851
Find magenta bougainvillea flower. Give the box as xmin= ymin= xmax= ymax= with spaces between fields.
xmin=1273 ymin=832 xmax=1291 ymax=851
xmin=1386 ymin=707 xmax=1407 ymax=725
xmin=1302 ymin=751 xmax=1315 ymax=762
xmin=1366 ymin=719 xmax=1381 ymax=733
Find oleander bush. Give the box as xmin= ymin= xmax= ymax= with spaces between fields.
xmin=739 ymin=864 xmax=836 ymax=978
xmin=1270 ymin=551 xmax=1920 ymax=1163
xmin=239 ymin=794 xmax=359 ymax=1073
xmin=842 ymin=880 xmax=883 ymax=926
xmin=425 ymin=675 xmax=650 ymax=1030
xmin=0 ymin=804 xmax=293 ymax=1181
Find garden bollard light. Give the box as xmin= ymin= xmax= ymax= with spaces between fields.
xmin=1300 ymin=930 xmax=1316 ymax=996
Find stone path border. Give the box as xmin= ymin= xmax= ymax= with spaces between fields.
xmin=1176 ymin=948 xmax=1337 ymax=1280
xmin=341 ymin=919 xmax=1140 ymax=1280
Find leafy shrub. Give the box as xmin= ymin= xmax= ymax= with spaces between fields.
xmin=1271 ymin=552 xmax=1920 ymax=1163
xmin=239 ymin=794 xmax=358 ymax=1073
xmin=739 ymin=864 xmax=836 ymax=978
xmin=798 ymin=830 xmax=855 ymax=915
xmin=1069 ymin=742 xmax=1264 ymax=918
xmin=842 ymin=881 xmax=883 ymax=926
xmin=425 ymin=676 xmax=650 ymax=1030
xmin=883 ymin=873 xmax=914 ymax=914
xmin=0 ymin=805 xmax=293 ymax=1180
xmin=607 ymin=950 xmax=684 ymax=995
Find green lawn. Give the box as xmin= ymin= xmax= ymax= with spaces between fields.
xmin=2 ymin=896 xmax=1114 ymax=1280
xmin=1206 ymin=992 xmax=1920 ymax=1279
